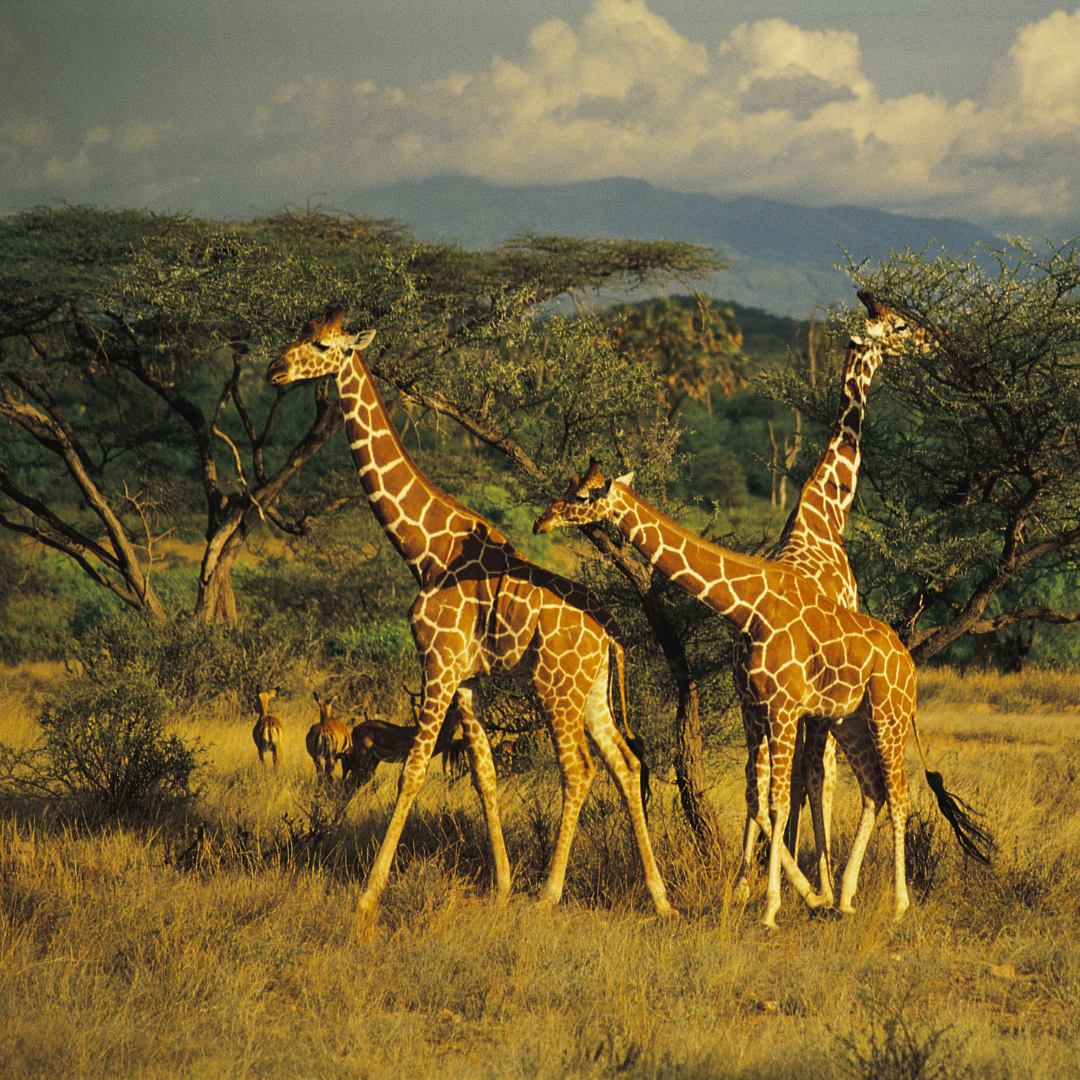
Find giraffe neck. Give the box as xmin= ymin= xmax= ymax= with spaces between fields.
xmin=606 ymin=483 xmax=789 ymax=630
xmin=336 ymin=349 xmax=499 ymax=584
xmin=771 ymin=336 xmax=883 ymax=599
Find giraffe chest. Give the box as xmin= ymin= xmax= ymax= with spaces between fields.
xmin=409 ymin=573 xmax=544 ymax=677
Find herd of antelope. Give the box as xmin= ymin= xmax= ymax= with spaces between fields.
xmin=251 ymin=687 xmax=522 ymax=789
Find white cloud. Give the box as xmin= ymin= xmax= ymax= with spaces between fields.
xmin=5 ymin=1 xmax=1080 ymax=233
xmin=1005 ymin=8 xmax=1080 ymax=121
xmin=318 ymin=1 xmax=1078 ymax=233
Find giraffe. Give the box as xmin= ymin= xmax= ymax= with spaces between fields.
xmin=534 ymin=462 xmax=991 ymax=927
xmin=306 ymin=692 xmax=353 ymax=782
xmin=266 ymin=308 xmax=671 ymax=918
xmin=252 ymin=688 xmax=284 ymax=769
xmin=741 ymin=291 xmax=925 ymax=906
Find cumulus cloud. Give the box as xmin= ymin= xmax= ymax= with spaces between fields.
xmin=5 ymin=0 xmax=1080 ymax=234
xmin=227 ymin=0 xmax=1080 ymax=233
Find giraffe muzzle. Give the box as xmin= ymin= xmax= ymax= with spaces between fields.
xmin=265 ymin=358 xmax=290 ymax=385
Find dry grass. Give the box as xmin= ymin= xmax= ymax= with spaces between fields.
xmin=2 ymin=665 xmax=1080 ymax=1078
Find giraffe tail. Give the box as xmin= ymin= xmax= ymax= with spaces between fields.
xmin=911 ymin=714 xmax=994 ymax=864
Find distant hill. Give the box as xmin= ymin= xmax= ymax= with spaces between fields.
xmin=343 ymin=175 xmax=1002 ymax=317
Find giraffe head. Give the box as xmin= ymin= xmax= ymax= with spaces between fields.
xmin=266 ymin=307 xmax=377 ymax=386
xmin=533 ymin=459 xmax=634 ymax=534
xmin=856 ymin=291 xmax=935 ymax=357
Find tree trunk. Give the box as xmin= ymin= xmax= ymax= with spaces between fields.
xmin=197 ymin=553 xmax=239 ymax=623
xmin=645 ymin=599 xmax=724 ymax=853
xmin=672 ymin=672 xmax=724 ymax=853
xmin=193 ymin=500 xmax=263 ymax=623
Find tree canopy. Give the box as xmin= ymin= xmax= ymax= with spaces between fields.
xmin=0 ymin=205 xmax=726 ymax=623
xmin=766 ymin=237 xmax=1080 ymax=665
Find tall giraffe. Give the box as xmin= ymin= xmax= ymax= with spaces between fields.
xmin=743 ymin=292 xmax=923 ymax=906
xmin=266 ymin=308 xmax=671 ymax=918
xmin=534 ymin=463 xmax=990 ymax=928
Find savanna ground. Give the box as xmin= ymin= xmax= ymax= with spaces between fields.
xmin=2 ymin=664 xmax=1079 ymax=1079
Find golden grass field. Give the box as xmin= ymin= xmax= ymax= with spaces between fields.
xmin=2 ymin=663 xmax=1080 ymax=1079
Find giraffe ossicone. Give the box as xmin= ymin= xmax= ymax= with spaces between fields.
xmin=267 ymin=307 xmax=672 ymax=919
xmin=534 ymin=461 xmax=991 ymax=928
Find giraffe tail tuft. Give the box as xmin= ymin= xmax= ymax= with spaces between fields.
xmin=924 ymin=769 xmax=994 ymax=864
xmin=626 ymin=735 xmax=652 ymax=821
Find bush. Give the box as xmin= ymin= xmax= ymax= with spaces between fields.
xmin=34 ymin=673 xmax=203 ymax=814
xmin=81 ymin=611 xmax=306 ymax=712
xmin=329 ymin=618 xmax=418 ymax=722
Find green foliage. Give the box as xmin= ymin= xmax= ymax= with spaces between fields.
xmin=601 ymin=294 xmax=747 ymax=408
xmin=762 ymin=236 xmax=1080 ymax=664
xmin=33 ymin=673 xmax=203 ymax=814
xmin=332 ymin=618 xmax=413 ymax=661
xmin=80 ymin=612 xmax=302 ymax=713
xmin=328 ymin=618 xmax=419 ymax=723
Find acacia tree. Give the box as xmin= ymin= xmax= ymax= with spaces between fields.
xmin=767 ymin=238 xmax=1080 ymax=665
xmin=0 ymin=208 xmax=718 ymax=621
xmin=0 ymin=208 xmax=403 ymax=621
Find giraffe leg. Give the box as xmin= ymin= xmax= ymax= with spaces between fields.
xmin=837 ymin=794 xmax=880 ymax=914
xmin=803 ymin=719 xmax=836 ymax=906
xmin=535 ymin=686 xmax=596 ymax=908
xmin=832 ymin=700 xmax=890 ymax=916
xmin=581 ymin=668 xmax=673 ymax=917
xmin=357 ymin=677 xmax=454 ymax=917
xmin=876 ymin=710 xmax=912 ymax=921
xmin=735 ymin=706 xmax=771 ymax=904
xmin=454 ymin=681 xmax=512 ymax=904
xmin=764 ymin=723 xmax=827 ymax=929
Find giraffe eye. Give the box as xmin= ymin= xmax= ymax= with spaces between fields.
xmin=312 ymin=341 xmax=330 ymax=353
xmin=574 ymin=492 xmax=591 ymax=502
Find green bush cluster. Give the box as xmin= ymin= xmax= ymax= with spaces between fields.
xmin=80 ymin=611 xmax=303 ymax=712
xmin=30 ymin=672 xmax=203 ymax=814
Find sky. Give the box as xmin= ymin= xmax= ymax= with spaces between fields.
xmin=4 ymin=0 xmax=1080 ymax=237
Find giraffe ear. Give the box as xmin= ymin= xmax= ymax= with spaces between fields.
xmin=615 ymin=471 xmax=635 ymax=488
xmin=349 ymin=329 xmax=376 ymax=351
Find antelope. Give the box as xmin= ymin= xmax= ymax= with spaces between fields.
xmin=252 ymin=688 xmax=284 ymax=770
xmin=342 ymin=709 xmax=464 ymax=790
xmin=305 ymin=692 xmax=352 ymax=782
xmin=491 ymin=737 xmax=517 ymax=778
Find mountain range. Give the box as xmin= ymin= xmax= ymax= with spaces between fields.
xmin=343 ymin=175 xmax=1002 ymax=318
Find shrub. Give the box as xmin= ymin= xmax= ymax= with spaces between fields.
xmin=33 ymin=673 xmax=203 ymax=814
xmin=80 ymin=611 xmax=305 ymax=712
xmin=832 ymin=992 xmax=972 ymax=1080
